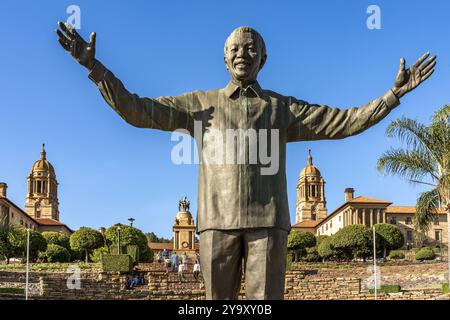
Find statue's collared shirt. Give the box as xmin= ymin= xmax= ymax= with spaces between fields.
xmin=88 ymin=61 xmax=400 ymax=233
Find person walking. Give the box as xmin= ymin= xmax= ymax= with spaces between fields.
xmin=193 ymin=261 xmax=201 ymax=281
xmin=171 ymin=252 xmax=179 ymax=272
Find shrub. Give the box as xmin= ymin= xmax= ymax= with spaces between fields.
xmin=42 ymin=244 xmax=71 ymax=263
xmin=42 ymin=232 xmax=70 ymax=250
xmin=286 ymin=252 xmax=294 ymax=271
xmin=443 ymin=283 xmax=449 ymax=294
xmin=70 ymin=227 xmax=104 ymax=263
xmin=101 ymin=254 xmax=133 ymax=273
xmin=369 ymin=284 xmax=401 ymax=294
xmin=303 ymin=247 xmax=320 ymax=262
xmin=331 ymin=225 xmax=371 ymax=260
xmin=90 ymin=246 xmax=110 ymax=263
xmin=387 ymin=250 xmax=405 ymax=260
xmin=140 ymin=246 xmax=154 ymax=263
xmin=415 ymin=247 xmax=436 ymax=261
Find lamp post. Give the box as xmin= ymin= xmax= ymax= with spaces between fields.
xmin=25 ymin=228 xmax=30 ymax=300
xmin=117 ymin=224 xmax=121 ymax=255
xmin=128 ymin=217 xmax=135 ymax=227
xmin=373 ymin=225 xmax=377 ymax=300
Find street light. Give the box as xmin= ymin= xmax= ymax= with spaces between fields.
xmin=25 ymin=228 xmax=30 ymax=300
xmin=117 ymin=224 xmax=121 ymax=255
xmin=128 ymin=217 xmax=135 ymax=227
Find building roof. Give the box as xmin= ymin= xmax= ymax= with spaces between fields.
xmin=299 ymin=150 xmax=322 ymax=178
xmin=386 ymin=206 xmax=447 ymax=215
xmin=315 ymin=195 xmax=392 ymax=228
xmin=348 ymin=196 xmax=392 ymax=204
xmin=0 ymin=197 xmax=73 ymax=233
xmin=292 ymin=219 xmax=323 ymax=229
xmin=30 ymin=144 xmax=55 ymax=177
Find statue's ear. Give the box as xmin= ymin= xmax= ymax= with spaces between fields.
xmin=259 ymin=54 xmax=267 ymax=70
xmin=224 ymin=56 xmax=229 ymax=71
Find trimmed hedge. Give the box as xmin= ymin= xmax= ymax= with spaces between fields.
xmin=109 ymin=245 xmax=126 ymax=255
xmin=126 ymin=245 xmax=139 ymax=264
xmin=442 ymin=283 xmax=449 ymax=294
xmin=415 ymin=247 xmax=436 ymax=261
xmin=101 ymin=254 xmax=133 ymax=273
xmin=0 ymin=287 xmax=25 ymax=294
xmin=369 ymin=284 xmax=401 ymax=294
xmin=387 ymin=250 xmax=405 ymax=260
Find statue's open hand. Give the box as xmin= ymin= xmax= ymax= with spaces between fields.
xmin=392 ymin=52 xmax=436 ymax=98
xmin=56 ymin=21 xmax=96 ymax=70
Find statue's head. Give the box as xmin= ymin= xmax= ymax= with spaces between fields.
xmin=224 ymin=26 xmax=267 ymax=84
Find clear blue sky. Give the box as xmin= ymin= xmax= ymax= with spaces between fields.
xmin=1 ymin=1 xmax=449 ymax=238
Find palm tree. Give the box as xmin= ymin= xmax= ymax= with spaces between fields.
xmin=377 ymin=105 xmax=449 ymax=287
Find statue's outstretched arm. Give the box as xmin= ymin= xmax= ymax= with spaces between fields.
xmin=56 ymin=21 xmax=195 ymax=132
xmin=286 ymin=53 xmax=436 ymax=142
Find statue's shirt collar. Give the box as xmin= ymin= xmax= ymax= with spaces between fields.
xmin=223 ymin=81 xmax=263 ymax=99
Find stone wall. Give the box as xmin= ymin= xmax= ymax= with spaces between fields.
xmin=0 ymin=261 xmax=448 ymax=300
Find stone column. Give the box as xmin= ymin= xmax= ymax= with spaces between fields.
xmin=370 ymin=209 xmax=374 ymax=226
xmin=362 ymin=209 xmax=366 ymax=226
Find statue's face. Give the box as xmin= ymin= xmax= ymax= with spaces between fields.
xmin=224 ymin=31 xmax=264 ymax=83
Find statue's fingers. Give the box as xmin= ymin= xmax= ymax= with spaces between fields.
xmin=421 ymin=69 xmax=435 ymax=82
xmin=413 ymin=52 xmax=430 ymax=68
xmin=419 ymin=55 xmax=436 ymax=71
xmin=56 ymin=29 xmax=70 ymax=42
xmin=58 ymin=38 xmax=71 ymax=51
xmin=58 ymin=21 xmax=74 ymax=40
xmin=421 ymin=61 xmax=436 ymax=75
xmin=88 ymin=32 xmax=96 ymax=50
xmin=399 ymin=57 xmax=406 ymax=71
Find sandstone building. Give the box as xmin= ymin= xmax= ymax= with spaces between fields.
xmin=0 ymin=145 xmax=72 ymax=235
xmin=292 ymin=152 xmax=448 ymax=247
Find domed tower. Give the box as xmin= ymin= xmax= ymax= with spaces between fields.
xmin=295 ymin=150 xmax=327 ymax=223
xmin=173 ymin=197 xmax=196 ymax=251
xmin=25 ymin=144 xmax=60 ymax=220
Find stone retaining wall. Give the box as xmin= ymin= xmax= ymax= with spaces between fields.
xmin=0 ymin=261 xmax=448 ymax=300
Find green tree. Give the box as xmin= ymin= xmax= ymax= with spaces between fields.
xmin=41 ymin=244 xmax=71 ymax=263
xmin=145 ymin=232 xmax=159 ymax=243
xmin=331 ymin=225 xmax=372 ymax=261
xmin=0 ymin=224 xmax=15 ymax=264
xmin=317 ymin=236 xmax=335 ymax=261
xmin=90 ymin=246 xmax=110 ymax=263
xmin=374 ymin=223 xmax=405 ymax=258
xmin=42 ymin=232 xmax=70 ymax=250
xmin=69 ymin=227 xmax=104 ymax=263
xmin=7 ymin=227 xmax=47 ymax=261
xmin=287 ymin=231 xmax=316 ymax=261
xmin=105 ymin=224 xmax=153 ymax=262
xmin=377 ymin=105 xmax=449 ymax=285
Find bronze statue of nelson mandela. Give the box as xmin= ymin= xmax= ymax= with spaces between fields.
xmin=56 ymin=22 xmax=436 ymax=299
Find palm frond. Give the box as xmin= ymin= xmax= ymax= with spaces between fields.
xmin=432 ymin=105 xmax=450 ymax=124
xmin=377 ymin=148 xmax=438 ymax=182
xmin=414 ymin=189 xmax=440 ymax=234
